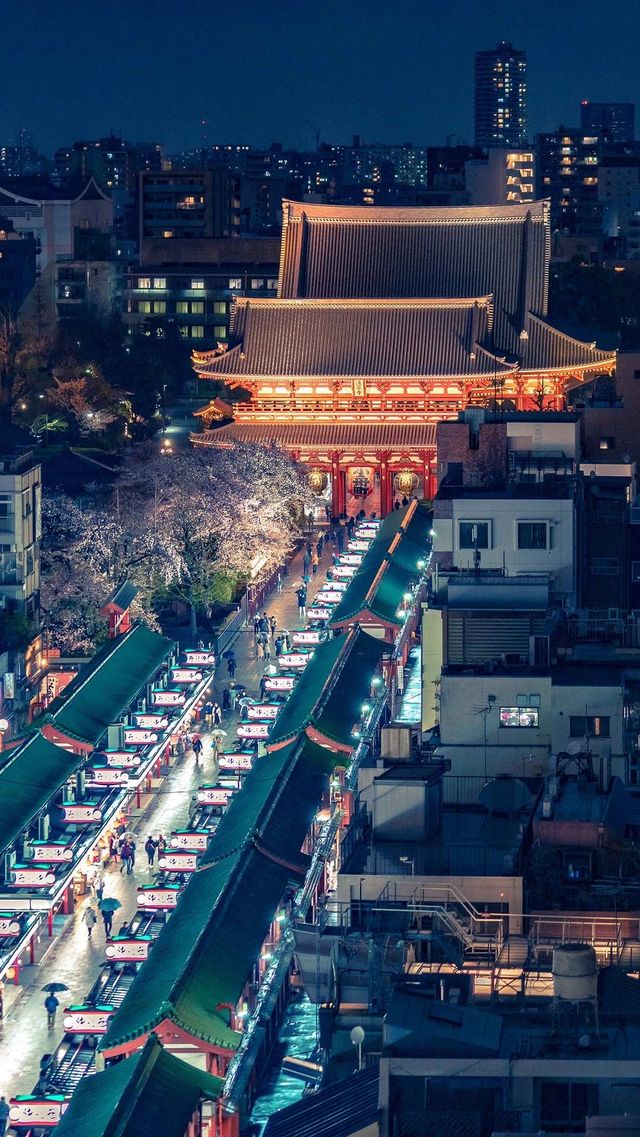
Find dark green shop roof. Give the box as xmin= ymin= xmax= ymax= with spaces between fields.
xmin=0 ymin=733 xmax=84 ymax=855
xmin=267 ymin=629 xmax=386 ymax=750
xmin=46 ymin=624 xmax=175 ymax=746
xmin=100 ymin=849 xmax=244 ymax=1053
xmin=205 ymin=738 xmax=301 ymax=860
xmin=266 ymin=635 xmax=346 ymax=748
xmin=55 ymin=1036 xmax=223 ymax=1137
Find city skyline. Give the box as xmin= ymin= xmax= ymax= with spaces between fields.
xmin=3 ymin=0 xmax=640 ymax=154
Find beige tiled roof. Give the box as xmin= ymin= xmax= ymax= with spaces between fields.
xmin=193 ymin=296 xmax=513 ymax=380
xmin=192 ymin=421 xmax=437 ymax=451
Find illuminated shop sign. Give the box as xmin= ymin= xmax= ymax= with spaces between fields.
xmin=170 ymin=830 xmax=209 ymax=850
xmin=158 ymin=851 xmax=198 ymax=873
xmin=62 ymin=1005 xmax=114 ymax=1034
xmin=136 ymin=886 xmax=181 ymax=910
xmin=184 ymin=650 xmax=215 ymax=665
xmin=29 ymin=843 xmax=73 ymax=864
xmin=246 ymin=703 xmax=279 ymax=721
xmin=123 ymin=728 xmax=158 ymax=745
xmin=135 ymin=714 xmax=169 ymax=729
xmin=152 ymin=689 xmax=185 ymax=706
xmin=9 ymin=1097 xmax=68 ymax=1128
xmin=263 ymin=674 xmax=296 ymax=692
xmin=196 ymin=785 xmax=235 ymax=806
xmin=236 ymin=721 xmax=270 ymax=740
xmin=105 ymin=936 xmax=151 ymax=962
xmin=60 ymin=803 xmax=102 ymax=824
xmin=171 ymin=668 xmax=203 ymax=683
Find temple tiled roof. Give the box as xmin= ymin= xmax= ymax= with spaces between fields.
xmin=520 ymin=314 xmax=615 ymax=373
xmin=195 ymin=297 xmax=514 ymax=381
xmin=277 ymin=199 xmax=550 ymax=358
xmin=192 ymin=421 xmax=438 ymax=452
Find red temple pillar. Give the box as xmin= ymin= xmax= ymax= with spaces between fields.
xmin=379 ymin=454 xmax=391 ymax=515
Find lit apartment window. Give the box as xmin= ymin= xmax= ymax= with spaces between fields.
xmin=138 ymin=301 xmax=151 ymax=314
xmin=229 ymin=277 xmax=242 ymax=289
xmin=213 ymin=302 xmax=226 ymax=314
xmin=267 ymin=278 xmax=278 ymax=289
xmin=517 ymin=521 xmax=548 ymax=549
xmin=138 ymin=277 xmax=151 ymax=289
xmin=153 ymin=277 xmax=166 ymax=289
xmin=191 ymin=279 xmax=205 ymax=290
xmin=153 ymin=301 xmax=166 ymax=314
xmin=191 ymin=302 xmax=204 ymax=314
xmin=163 ymin=230 xmax=174 ymax=238
xmin=251 ymin=278 xmax=264 ymax=289
xmin=214 ymin=325 xmax=227 ymax=338
xmin=176 ymin=301 xmax=188 ymax=314
xmin=179 ymin=327 xmax=189 ymax=338
xmin=599 ymin=436 xmax=615 ymax=450
xmin=191 ymin=325 xmax=204 ymax=338
xmin=500 ymin=706 xmax=539 ymax=728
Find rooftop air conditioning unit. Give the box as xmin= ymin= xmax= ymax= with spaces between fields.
xmin=38 ymin=813 xmax=50 ymax=841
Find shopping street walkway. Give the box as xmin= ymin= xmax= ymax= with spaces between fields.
xmin=0 ymin=533 xmax=332 ymax=1104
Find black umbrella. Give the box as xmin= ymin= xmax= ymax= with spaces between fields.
xmin=41 ymin=982 xmax=69 ymax=993
xmin=222 ymin=649 xmax=236 ymax=659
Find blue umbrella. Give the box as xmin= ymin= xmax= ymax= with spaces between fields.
xmin=98 ymin=897 xmax=122 ymax=913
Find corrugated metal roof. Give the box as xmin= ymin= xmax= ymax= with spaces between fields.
xmin=193 ymin=421 xmax=438 ymax=451
xmin=278 ymin=199 xmax=550 ymax=358
xmin=264 ymin=1064 xmax=379 ymax=1137
xmin=195 ymin=297 xmax=512 ymax=380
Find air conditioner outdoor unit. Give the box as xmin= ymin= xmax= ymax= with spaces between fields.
xmin=3 ymin=850 xmax=16 ymax=882
xmin=22 ymin=840 xmax=34 ymax=861
xmin=38 ymin=813 xmax=50 ymax=841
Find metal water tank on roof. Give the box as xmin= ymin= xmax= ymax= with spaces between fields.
xmin=552 ymin=942 xmax=598 ymax=1002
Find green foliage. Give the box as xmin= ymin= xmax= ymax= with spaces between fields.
xmin=0 ymin=610 xmax=34 ymax=651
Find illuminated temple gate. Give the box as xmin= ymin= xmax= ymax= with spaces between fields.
xmin=192 ymin=200 xmax=615 ymax=515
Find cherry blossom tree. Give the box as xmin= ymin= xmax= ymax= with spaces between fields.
xmin=41 ymin=443 xmax=310 ymax=649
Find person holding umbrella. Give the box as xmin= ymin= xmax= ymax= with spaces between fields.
xmin=42 ymin=982 xmax=68 ymax=1029
xmin=99 ymin=897 xmax=121 ymax=938
xmin=193 ymin=735 xmax=203 ymax=764
xmin=227 ymin=654 xmax=237 ymax=679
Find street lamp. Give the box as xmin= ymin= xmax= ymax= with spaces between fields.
xmin=400 ymin=855 xmax=415 ymax=877
xmin=350 ymin=1025 xmax=365 ymax=1071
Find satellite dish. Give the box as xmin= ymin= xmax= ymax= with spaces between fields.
xmin=566 ymin=741 xmax=581 ymax=756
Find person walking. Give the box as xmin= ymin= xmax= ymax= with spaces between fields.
xmin=311 ymin=550 xmax=319 ymax=575
xmin=84 ymin=906 xmax=98 ymax=939
xmin=130 ymin=839 xmax=137 ymax=869
xmin=337 ymin=527 xmax=345 ymax=552
xmin=316 ymin=534 xmax=324 ymax=557
xmin=302 ymin=551 xmax=311 ymax=575
xmin=176 ymin=735 xmax=185 ymax=761
xmin=276 ymin=570 xmax=283 ymax=593
xmin=102 ymin=909 xmax=113 ymax=938
xmin=222 ymin=687 xmax=231 ymax=712
xmin=256 ymin=635 xmax=265 ymax=660
xmin=44 ymin=994 xmax=59 ymax=1029
xmin=269 ymin=614 xmax=277 ymax=639
xmin=262 ymin=635 xmax=271 ymax=661
xmin=212 ymin=702 xmax=222 ymax=726
xmin=193 ymin=736 xmax=203 ymax=763
xmin=296 ymin=586 xmax=307 ymax=619
xmin=274 ymin=634 xmax=284 ymax=657
xmin=0 ymin=1095 xmax=9 ymax=1136
xmin=227 ymin=655 xmax=237 ymax=679
xmin=157 ymin=834 xmax=166 ymax=859
xmin=120 ymin=841 xmax=133 ymax=876
xmin=260 ymin=673 xmax=269 ymax=700
xmin=258 ymin=611 xmax=269 ymax=635
xmin=253 ymin=614 xmax=260 ymax=639
xmin=203 ymin=700 xmax=213 ymax=728
xmin=145 ymin=835 xmax=158 ymax=866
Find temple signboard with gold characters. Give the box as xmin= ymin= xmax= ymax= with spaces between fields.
xmin=192 ymin=200 xmax=615 ymax=516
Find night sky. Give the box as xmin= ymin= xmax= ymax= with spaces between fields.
xmin=4 ymin=0 xmax=640 ymax=153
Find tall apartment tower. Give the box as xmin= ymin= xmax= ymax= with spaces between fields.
xmin=475 ymin=42 xmax=527 ymax=148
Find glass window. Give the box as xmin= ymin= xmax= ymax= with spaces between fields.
xmin=229 ymin=277 xmax=242 ymax=289
xmin=251 ymin=278 xmax=264 ymax=289
xmin=137 ymin=277 xmax=151 ymax=289
xmin=191 ymin=301 xmax=204 ymax=314
xmin=179 ymin=327 xmax=189 ymax=338
xmin=214 ymin=325 xmax=227 ymax=338
xmin=267 ymin=278 xmax=278 ymax=289
xmin=459 ymin=521 xmax=489 ymax=549
xmin=540 ymin=1081 xmax=598 ymax=1133
xmin=138 ymin=300 xmax=151 ymax=314
xmin=176 ymin=301 xmax=188 ymax=314
xmin=153 ymin=301 xmax=166 ymax=314
xmin=26 ymin=548 xmax=34 ymax=576
xmin=517 ymin=521 xmax=547 ymax=549
xmin=600 ymin=436 xmax=615 ymax=450
xmin=153 ymin=277 xmax=166 ymax=289
xmin=213 ymin=301 xmax=226 ymax=314
xmin=191 ymin=326 xmax=204 ymax=338
xmin=569 ymin=716 xmax=610 ymax=738
xmin=500 ymin=706 xmax=539 ymax=728
xmin=191 ymin=279 xmax=205 ymax=290
xmin=0 ymin=496 xmax=10 ymax=519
